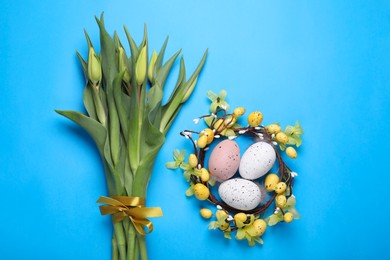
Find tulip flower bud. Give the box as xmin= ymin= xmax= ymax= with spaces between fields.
xmin=148 ymin=50 xmax=158 ymax=83
xmin=118 ymin=47 xmax=131 ymax=83
xmin=87 ymin=47 xmax=102 ymax=87
xmin=181 ymin=77 xmax=198 ymax=103
xmin=135 ymin=46 xmax=147 ymax=86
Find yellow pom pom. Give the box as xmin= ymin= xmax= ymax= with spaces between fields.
xmin=200 ymin=168 xmax=210 ymax=182
xmin=197 ymin=135 xmax=208 ymax=149
xmin=233 ymin=107 xmax=246 ymax=117
xmin=216 ymin=210 xmax=228 ymax=220
xmin=248 ymin=111 xmax=263 ymax=127
xmin=223 ymin=115 xmax=237 ymax=128
xmin=284 ymin=212 xmax=294 ymax=223
xmin=188 ymin=154 xmax=198 ymax=168
xmin=264 ymin=174 xmax=279 ymax=192
xmin=193 ymin=183 xmax=210 ymax=200
xmin=276 ymin=132 xmax=289 ymax=144
xmin=276 ymin=195 xmax=287 ymax=208
xmin=213 ymin=118 xmax=225 ymax=132
xmin=234 ymin=213 xmax=247 ymax=223
xmin=252 ymin=219 xmax=267 ymax=236
xmin=286 ymin=147 xmax=298 ymax=159
xmin=275 ymin=182 xmax=287 ymax=194
xmin=201 ymin=128 xmax=214 ymax=144
xmin=266 ymin=124 xmax=281 ymax=134
xmin=200 ymin=208 xmax=213 ymax=219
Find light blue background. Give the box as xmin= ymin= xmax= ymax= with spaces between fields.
xmin=1 ymin=0 xmax=389 ymax=259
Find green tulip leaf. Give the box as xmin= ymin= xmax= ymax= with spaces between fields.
xmin=55 ymin=110 xmax=106 ymax=152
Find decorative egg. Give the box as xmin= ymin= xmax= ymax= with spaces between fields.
xmin=208 ymin=140 xmax=240 ymax=181
xmin=239 ymin=142 xmax=276 ymax=180
xmin=218 ymin=178 xmax=262 ymax=211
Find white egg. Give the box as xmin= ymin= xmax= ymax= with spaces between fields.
xmin=218 ymin=178 xmax=262 ymax=211
xmin=239 ymin=142 xmax=276 ymax=180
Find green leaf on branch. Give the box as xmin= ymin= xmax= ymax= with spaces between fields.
xmin=185 ymin=185 xmax=194 ymax=196
xmin=183 ymin=171 xmax=191 ymax=182
xmin=236 ymin=228 xmax=246 ymax=240
xmin=208 ymin=221 xmax=218 ymax=230
xmin=266 ymin=213 xmax=283 ymax=226
xmin=254 ymin=237 xmax=264 ymax=245
xmin=208 ymin=90 xmax=230 ymax=113
xmin=165 ymin=161 xmax=178 ymax=169
xmin=224 ymin=232 xmax=232 ymax=240
xmin=284 ymin=121 xmax=304 ymax=147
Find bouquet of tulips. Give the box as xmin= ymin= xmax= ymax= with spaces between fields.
xmin=56 ymin=14 xmax=207 ymax=260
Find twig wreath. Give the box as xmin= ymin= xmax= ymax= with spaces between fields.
xmin=167 ymin=90 xmax=303 ymax=246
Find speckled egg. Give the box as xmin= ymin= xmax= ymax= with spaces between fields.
xmin=218 ymin=178 xmax=262 ymax=211
xmin=239 ymin=142 xmax=276 ymax=180
xmin=208 ymin=140 xmax=240 ymax=181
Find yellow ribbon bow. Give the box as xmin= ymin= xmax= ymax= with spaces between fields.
xmin=97 ymin=196 xmax=163 ymax=235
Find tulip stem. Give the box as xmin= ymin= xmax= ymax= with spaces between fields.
xmin=126 ymin=223 xmax=137 ymax=260
xmin=138 ymin=235 xmax=148 ymax=260
xmin=114 ymin=222 xmax=127 ymax=260
xmin=112 ymin=235 xmax=119 ymax=260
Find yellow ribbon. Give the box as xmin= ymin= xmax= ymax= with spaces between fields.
xmin=97 ymin=196 xmax=163 ymax=235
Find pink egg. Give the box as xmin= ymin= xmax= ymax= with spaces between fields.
xmin=208 ymin=139 xmax=240 ymax=181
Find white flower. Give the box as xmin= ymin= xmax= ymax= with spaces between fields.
xmin=255 ymin=126 xmax=261 ymax=130
xmin=290 ymin=172 xmax=298 ymax=177
xmin=216 ymin=205 xmax=222 ymax=210
xmin=211 ymin=113 xmax=217 ymax=118
xmin=238 ymin=129 xmax=247 ymax=134
xmin=204 ymin=147 xmax=209 ymax=151
xmin=272 ymin=141 xmax=278 ymax=146
xmin=214 ymin=135 xmax=221 ymax=139
xmin=228 ymin=135 xmax=237 ymax=140
xmin=197 ymin=164 xmax=201 ymax=170
xmin=227 ymin=215 xmax=233 ymax=221
xmin=271 ymin=134 xmax=275 ymax=138
xmin=193 ymin=118 xmax=200 ymax=124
